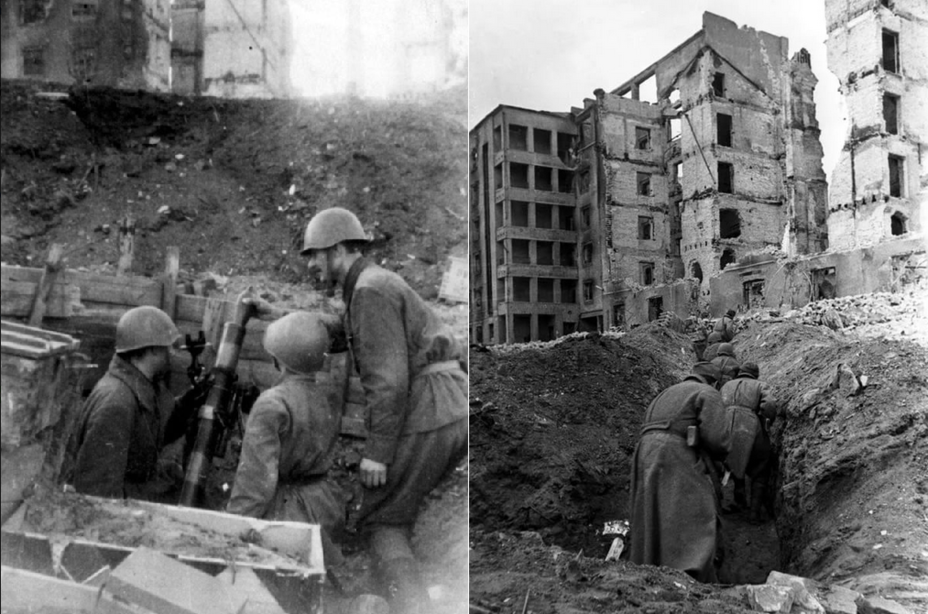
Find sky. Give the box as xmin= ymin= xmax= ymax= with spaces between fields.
xmin=469 ymin=0 xmax=846 ymax=180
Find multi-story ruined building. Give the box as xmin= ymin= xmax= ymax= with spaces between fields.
xmin=1 ymin=0 xmax=171 ymax=91
xmin=171 ymin=0 xmax=292 ymax=98
xmin=470 ymin=12 xmax=828 ymax=344
xmin=824 ymin=0 xmax=926 ymax=249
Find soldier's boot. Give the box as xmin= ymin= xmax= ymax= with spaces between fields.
xmin=378 ymin=557 xmax=428 ymax=614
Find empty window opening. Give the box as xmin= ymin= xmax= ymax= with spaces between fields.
xmin=509 ymin=124 xmax=528 ymax=150
xmin=637 ymin=74 xmax=657 ymax=103
xmin=670 ymin=118 xmax=681 ymax=141
xmin=648 ymin=296 xmax=663 ymax=321
xmin=537 ymin=241 xmax=554 ymax=265
xmin=720 ymin=248 xmax=737 ymax=270
xmin=640 ymin=262 xmax=655 ymax=285
xmin=581 ymin=206 xmax=591 ymax=227
xmin=497 ymin=240 xmax=507 ymax=265
xmin=535 ymin=166 xmax=553 ymax=191
xmin=513 ymin=315 xmax=532 ymax=343
xmin=23 ymin=48 xmax=45 ymax=76
xmin=712 ymin=72 xmax=726 ymax=97
xmin=558 ymin=208 xmax=575 ymax=231
xmin=538 ymin=279 xmax=554 ymax=302
xmin=883 ymin=94 xmax=899 ymax=135
xmin=536 ymin=204 xmax=553 ymax=229
xmin=493 ymin=125 xmax=502 ymax=150
xmin=561 ymin=280 xmax=577 ymax=303
xmin=563 ymin=321 xmax=576 ymax=334
xmin=638 ymin=216 xmax=653 ymax=240
xmin=510 ymin=163 xmax=529 ymax=189
xmin=488 ymin=322 xmax=495 ymax=343
xmin=691 ymin=261 xmax=703 ymax=283
xmin=675 ymin=162 xmax=683 ymax=179
xmin=494 ymin=163 xmax=503 ymax=187
xmin=882 ymin=30 xmax=899 ymax=74
xmin=538 ymin=314 xmax=555 ymax=342
xmin=495 ymin=201 xmax=504 ymax=230
xmin=583 ymin=280 xmax=595 ymax=302
xmin=534 ymin=128 xmax=552 ymax=154
xmin=511 ymin=201 xmax=529 ymax=226
xmin=579 ymin=170 xmax=591 ymax=193
xmin=558 ymin=169 xmax=574 ymax=194
xmin=890 ymin=212 xmax=907 ymax=235
xmin=720 ymin=208 xmax=741 ymax=238
xmin=497 ymin=317 xmax=506 ymax=343
xmin=637 ymin=172 xmax=651 ymax=196
xmin=888 ymin=155 xmax=904 ymax=197
xmin=582 ymin=242 xmax=593 ymax=265
xmin=743 ymin=279 xmax=765 ymax=309
xmin=20 ymin=0 xmax=46 ymax=24
xmin=557 ymin=132 xmax=574 ymax=163
xmin=717 ymin=113 xmax=733 ymax=147
xmin=580 ymin=315 xmax=600 ymax=332
xmin=512 ymin=239 xmax=531 ymax=264
xmin=668 ymin=89 xmax=680 ymax=106
xmin=718 ymin=162 xmax=734 ymax=194
xmin=613 ymin=303 xmax=626 ymax=328
xmin=635 ymin=127 xmax=651 ymax=151
xmin=513 ymin=277 xmax=531 ymax=302
xmin=559 ymin=243 xmax=576 ymax=266
xmin=811 ymin=267 xmax=836 ymax=301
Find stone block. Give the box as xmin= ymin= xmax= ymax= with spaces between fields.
xmin=819 ymin=584 xmax=860 ymax=614
xmin=855 ymin=594 xmax=912 ymax=614
xmin=766 ymin=570 xmax=826 ymax=613
xmin=746 ymin=584 xmax=794 ymax=613
xmin=107 ymin=546 xmax=248 ymax=614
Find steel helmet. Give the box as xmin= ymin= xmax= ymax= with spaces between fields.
xmin=692 ymin=361 xmax=722 ymax=385
xmin=300 ymin=207 xmax=368 ymax=254
xmin=263 ymin=312 xmax=330 ymax=374
xmin=717 ymin=342 xmax=735 ymax=357
xmin=739 ymin=361 xmax=759 ymax=378
xmin=115 ymin=306 xmax=180 ymax=353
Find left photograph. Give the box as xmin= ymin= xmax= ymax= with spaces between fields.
xmin=0 ymin=1 xmax=469 ymax=613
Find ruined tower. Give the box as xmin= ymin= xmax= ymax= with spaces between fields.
xmin=824 ymin=0 xmax=927 ymax=249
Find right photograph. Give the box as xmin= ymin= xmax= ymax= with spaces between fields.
xmin=468 ymin=0 xmax=927 ymax=612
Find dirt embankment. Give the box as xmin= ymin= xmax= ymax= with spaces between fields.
xmin=470 ymin=292 xmax=928 ymax=613
xmin=1 ymin=80 xmax=467 ymax=297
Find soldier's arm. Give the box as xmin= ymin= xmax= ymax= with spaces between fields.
xmin=72 ymin=394 xmax=133 ymax=498
xmin=227 ymin=396 xmax=287 ymax=518
xmin=697 ymin=389 xmax=733 ymax=459
xmin=352 ymin=286 xmax=409 ymax=466
xmin=758 ymin=385 xmax=779 ymax=421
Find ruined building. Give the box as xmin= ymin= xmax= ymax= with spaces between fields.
xmin=470 ymin=13 xmax=829 ymax=344
xmin=1 ymin=0 xmax=171 ymax=91
xmin=824 ymin=0 xmax=926 ymax=248
xmin=171 ymin=0 xmax=292 ymax=98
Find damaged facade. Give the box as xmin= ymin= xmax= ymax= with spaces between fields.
xmin=0 ymin=0 xmax=171 ymax=91
xmin=171 ymin=0 xmax=292 ymax=98
xmin=470 ymin=12 xmax=828 ymax=344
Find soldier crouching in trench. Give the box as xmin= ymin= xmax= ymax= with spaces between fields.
xmin=628 ymin=361 xmax=732 ymax=583
xmin=65 ymin=306 xmax=209 ymax=502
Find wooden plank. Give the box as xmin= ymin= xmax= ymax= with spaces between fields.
xmin=1 ymin=279 xmax=80 ymax=318
xmin=0 ymin=565 xmax=141 ymax=614
xmin=28 ymin=243 xmax=65 ymax=326
xmin=161 ymin=246 xmax=180 ymax=320
xmin=3 ymin=264 xmax=162 ymax=307
xmin=116 ymin=214 xmax=135 ymax=276
xmin=201 ymin=296 xmax=228 ymax=349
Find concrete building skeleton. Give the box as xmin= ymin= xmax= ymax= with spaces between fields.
xmin=470 ymin=12 xmax=829 ymax=344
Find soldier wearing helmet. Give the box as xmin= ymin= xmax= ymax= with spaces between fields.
xmin=227 ymin=312 xmax=346 ymax=565
xmin=711 ymin=342 xmax=741 ymax=387
xmin=295 ymin=206 xmax=467 ymax=612
xmin=67 ymin=306 xmax=206 ymax=500
xmin=713 ymin=308 xmax=737 ymax=342
xmin=629 ymin=361 xmax=732 ymax=583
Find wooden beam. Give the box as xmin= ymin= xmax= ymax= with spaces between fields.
xmin=2 ymin=265 xmax=161 ymax=307
xmin=1 ymin=279 xmax=80 ymax=319
xmin=161 ymin=246 xmax=180 ymax=320
xmin=28 ymin=243 xmax=65 ymax=326
xmin=116 ymin=215 xmax=135 ymax=277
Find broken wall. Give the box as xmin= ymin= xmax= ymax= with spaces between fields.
xmin=709 ymin=235 xmax=926 ymax=313
xmin=202 ymin=0 xmax=292 ymax=99
xmin=170 ymin=0 xmax=203 ymax=96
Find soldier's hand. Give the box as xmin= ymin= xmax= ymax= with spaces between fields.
xmin=244 ymin=297 xmax=282 ymax=321
xmin=359 ymin=458 xmax=387 ymax=488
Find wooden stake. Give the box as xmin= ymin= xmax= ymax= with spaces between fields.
xmin=161 ymin=246 xmax=180 ymax=320
xmin=28 ymin=243 xmax=64 ymax=326
xmin=116 ymin=215 xmax=135 ymax=277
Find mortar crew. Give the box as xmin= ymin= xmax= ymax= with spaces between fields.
xmin=227 ymin=312 xmax=346 ymax=565
xmin=66 ymin=306 xmax=207 ymax=501
xmin=629 ymin=361 xmax=732 ymax=583
xmin=714 ymin=309 xmax=737 ymax=343
xmin=720 ymin=362 xmax=780 ymax=522
xmin=291 ymin=207 xmax=467 ymax=612
xmin=711 ymin=342 xmax=741 ymax=387
xmin=702 ymin=331 xmax=725 ymax=362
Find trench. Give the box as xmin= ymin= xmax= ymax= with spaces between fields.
xmin=469 ymin=321 xmax=928 ymax=604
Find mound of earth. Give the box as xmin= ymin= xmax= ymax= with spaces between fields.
xmin=0 ymin=79 xmax=466 ymax=298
